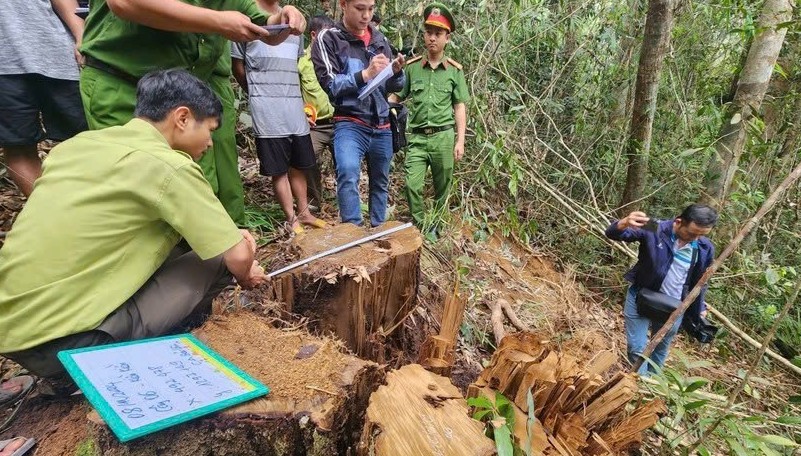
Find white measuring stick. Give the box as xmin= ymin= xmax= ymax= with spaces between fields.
xmin=266 ymin=222 xmax=414 ymax=278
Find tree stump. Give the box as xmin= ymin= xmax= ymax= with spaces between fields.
xmin=467 ymin=332 xmax=666 ymax=455
xmin=266 ymin=221 xmax=423 ymax=362
xmin=357 ymin=364 xmax=495 ymax=456
xmin=92 ymin=312 xmax=384 ymax=455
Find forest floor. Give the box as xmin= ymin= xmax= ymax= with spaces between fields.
xmin=0 ymin=146 xmax=799 ymax=455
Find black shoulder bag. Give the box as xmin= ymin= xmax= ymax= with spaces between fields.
xmin=636 ymin=248 xmax=698 ymax=322
xmin=636 ymin=248 xmax=719 ymax=343
xmin=388 ymin=102 xmax=408 ymax=153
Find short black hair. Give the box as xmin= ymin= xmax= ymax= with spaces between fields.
xmin=678 ymin=204 xmax=718 ymax=227
xmin=371 ymin=12 xmax=382 ymax=24
xmin=134 ymin=69 xmax=222 ymax=124
xmin=309 ymin=15 xmax=335 ymax=34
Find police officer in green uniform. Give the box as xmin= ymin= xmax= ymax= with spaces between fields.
xmin=79 ymin=0 xmax=305 ymax=225
xmin=390 ymin=3 xmax=468 ymax=230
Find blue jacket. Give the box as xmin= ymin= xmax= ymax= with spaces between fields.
xmin=605 ymin=219 xmax=715 ymax=321
xmin=311 ymin=23 xmax=405 ymax=127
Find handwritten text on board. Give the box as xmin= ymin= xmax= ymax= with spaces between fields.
xmin=69 ymin=337 xmax=252 ymax=429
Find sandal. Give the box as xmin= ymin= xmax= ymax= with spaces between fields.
xmin=0 ymin=437 xmax=35 ymax=456
xmin=285 ymin=220 xmax=305 ymax=236
xmin=300 ymin=217 xmax=329 ymax=229
xmin=295 ymin=205 xmax=329 ymax=230
xmin=0 ymin=376 xmax=34 ymax=408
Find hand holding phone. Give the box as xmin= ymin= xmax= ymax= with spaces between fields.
xmin=643 ymin=219 xmax=658 ymax=232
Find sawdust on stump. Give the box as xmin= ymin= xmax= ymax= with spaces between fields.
xmin=195 ymin=312 xmax=349 ymax=402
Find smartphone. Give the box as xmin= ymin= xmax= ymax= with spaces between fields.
xmin=643 ymin=219 xmax=658 ymax=232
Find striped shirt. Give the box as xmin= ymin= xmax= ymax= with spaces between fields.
xmin=659 ymin=233 xmax=698 ymax=300
xmin=232 ymin=35 xmax=309 ymax=138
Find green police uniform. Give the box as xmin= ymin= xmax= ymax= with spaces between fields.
xmin=79 ymin=0 xmax=267 ymax=225
xmin=396 ymin=55 xmax=469 ymax=227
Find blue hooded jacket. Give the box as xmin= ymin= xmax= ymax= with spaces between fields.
xmin=605 ymin=218 xmax=715 ymax=321
xmin=311 ymin=23 xmax=405 ymax=127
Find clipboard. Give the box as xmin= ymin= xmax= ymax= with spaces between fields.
xmin=357 ymin=64 xmax=394 ymax=100
xmin=58 ymin=334 xmax=269 ymax=442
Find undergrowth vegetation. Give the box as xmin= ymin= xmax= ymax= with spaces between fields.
xmin=254 ymin=0 xmax=801 ymax=452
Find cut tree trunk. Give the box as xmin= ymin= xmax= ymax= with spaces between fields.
xmin=266 ymin=221 xmax=423 ymax=362
xmin=357 ymin=364 xmax=495 ymax=456
xmin=467 ymin=333 xmax=666 ymax=455
xmin=92 ymin=312 xmax=384 ymax=456
xmin=617 ymin=0 xmax=674 ymax=215
xmin=701 ymin=0 xmax=792 ymax=207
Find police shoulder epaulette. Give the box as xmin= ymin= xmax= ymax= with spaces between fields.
xmin=405 ymin=56 xmax=423 ymax=66
xmin=446 ymin=58 xmax=463 ymax=70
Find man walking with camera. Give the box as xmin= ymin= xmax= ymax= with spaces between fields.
xmin=605 ymin=204 xmax=718 ymax=375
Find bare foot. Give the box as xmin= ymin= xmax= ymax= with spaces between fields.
xmin=0 ymin=438 xmax=27 ymax=456
xmin=297 ymin=214 xmax=329 ymax=229
xmin=0 ymin=382 xmax=22 ymax=396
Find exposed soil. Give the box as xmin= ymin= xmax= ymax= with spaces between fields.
xmin=0 ymin=395 xmax=91 ymax=456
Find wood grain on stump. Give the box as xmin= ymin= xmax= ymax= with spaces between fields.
xmin=267 ymin=221 xmax=423 ymax=362
xmin=357 ymin=364 xmax=495 ymax=456
xmin=93 ymin=312 xmax=384 ymax=456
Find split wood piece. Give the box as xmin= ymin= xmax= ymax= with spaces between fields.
xmin=468 ymin=332 xmax=664 ymax=455
xmin=357 ymin=364 xmax=495 ymax=456
xmin=418 ymin=281 xmax=466 ymax=376
xmin=92 ymin=312 xmax=384 ymax=456
xmin=486 ymin=299 xmax=530 ymax=346
xmin=265 ymin=221 xmax=423 ymax=362
xmin=586 ymin=399 xmax=667 ymax=455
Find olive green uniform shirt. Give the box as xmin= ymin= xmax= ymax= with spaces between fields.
xmin=396 ymin=56 xmax=469 ymax=129
xmin=0 ymin=119 xmax=242 ymax=353
xmin=81 ymin=0 xmax=267 ymax=80
xmin=298 ymin=48 xmax=334 ymax=122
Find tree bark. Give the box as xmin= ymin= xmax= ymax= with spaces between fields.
xmin=701 ymin=0 xmax=792 ymax=208
xmin=617 ymin=0 xmax=675 ymax=215
xmin=265 ymin=221 xmax=422 ymax=363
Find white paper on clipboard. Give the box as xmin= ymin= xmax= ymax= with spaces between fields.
xmin=357 ymin=65 xmax=394 ymax=100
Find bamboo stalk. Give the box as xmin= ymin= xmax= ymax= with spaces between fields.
xmin=688 ymin=274 xmax=801 ymax=452
xmin=634 ymin=160 xmax=801 ymax=372
xmin=706 ymin=305 xmax=801 ymax=376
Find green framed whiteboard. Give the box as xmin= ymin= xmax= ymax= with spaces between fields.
xmin=58 ymin=334 xmax=269 ymax=442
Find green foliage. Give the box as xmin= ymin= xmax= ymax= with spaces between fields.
xmin=469 ymin=391 xmax=541 ymax=456
xmin=74 ymin=438 xmax=97 ymax=456
xmin=468 ymin=392 xmax=517 ymax=456
xmin=644 ymin=363 xmax=801 ymax=455
xmin=242 ymin=204 xmax=285 ymax=244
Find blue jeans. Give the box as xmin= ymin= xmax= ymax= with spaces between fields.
xmin=333 ymin=121 xmax=393 ymax=226
xmin=623 ymin=287 xmax=682 ymax=375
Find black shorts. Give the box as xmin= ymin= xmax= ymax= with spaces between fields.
xmin=0 ymin=74 xmax=88 ymax=147
xmin=255 ymin=135 xmax=316 ymax=176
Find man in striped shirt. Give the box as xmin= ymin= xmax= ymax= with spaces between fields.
xmin=606 ymin=204 xmax=718 ymax=375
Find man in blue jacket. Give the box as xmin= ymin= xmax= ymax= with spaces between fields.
xmin=606 ymin=204 xmax=717 ymax=374
xmin=312 ymin=0 xmax=405 ymax=227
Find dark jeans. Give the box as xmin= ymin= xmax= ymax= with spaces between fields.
xmin=3 ymin=244 xmax=231 ymax=380
xmin=333 ymin=121 xmax=393 ymax=227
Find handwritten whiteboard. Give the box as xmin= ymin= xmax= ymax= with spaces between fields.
xmin=58 ymin=334 xmax=269 ymax=442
